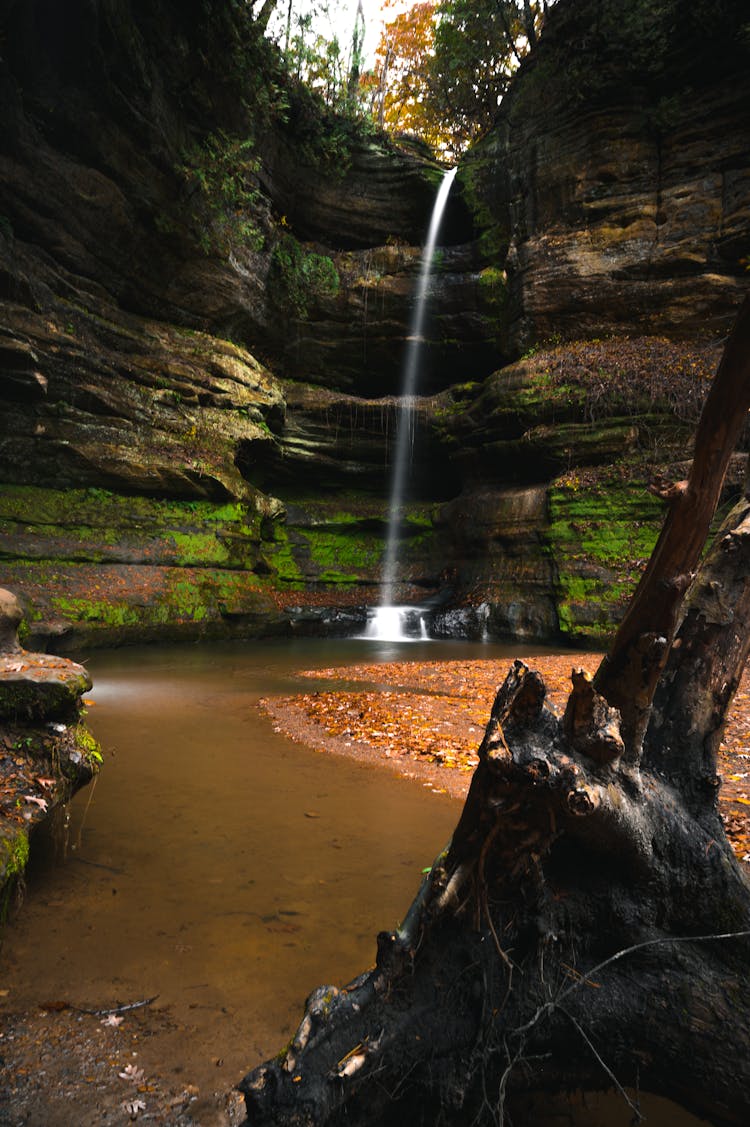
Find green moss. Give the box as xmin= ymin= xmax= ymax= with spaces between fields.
xmin=478 ymin=266 xmax=508 ymax=294
xmin=51 ymin=597 xmax=142 ymax=628
xmin=0 ymin=482 xmax=438 ymax=635
xmin=264 ymin=522 xmax=381 ymax=586
xmin=268 ymin=234 xmax=340 ymax=320
xmin=6 ymin=832 xmax=29 ymax=874
xmin=404 ymin=511 xmax=434 ymax=530
xmin=300 ymin=527 xmax=383 ymax=574
xmin=168 ymin=531 xmax=232 ymax=567
xmin=75 ymin=723 xmax=103 ymax=767
xmin=546 ymin=476 xmax=664 ymax=641
xmin=0 ymin=831 xmax=29 ymax=918
xmin=0 ymin=485 xmax=264 ymax=581
xmin=2 ymin=833 xmax=29 ymax=891
xmin=263 ymin=523 xmax=305 ymax=586
xmin=0 ymin=484 xmax=261 ymax=534
xmin=1 ymin=556 xmax=278 ymax=642
xmin=456 ymin=140 xmax=509 ymax=260
xmin=258 ymin=496 xmax=439 ymax=589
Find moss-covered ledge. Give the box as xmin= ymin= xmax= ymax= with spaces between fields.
xmin=0 ymin=589 xmax=100 ymax=910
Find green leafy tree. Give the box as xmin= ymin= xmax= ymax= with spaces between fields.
xmin=269 ymin=234 xmax=340 ymax=318
xmin=265 ymin=0 xmax=369 ymax=115
xmin=427 ymin=0 xmax=552 ymax=156
xmin=177 ymin=132 xmax=264 ymax=255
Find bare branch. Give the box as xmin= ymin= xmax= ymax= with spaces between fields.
xmin=253 ymin=0 xmax=278 ymax=34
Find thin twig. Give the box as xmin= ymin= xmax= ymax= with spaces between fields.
xmin=556 ymin=928 xmax=750 ymax=1008
xmin=478 ymin=817 xmax=514 ymax=975
xmin=75 ymin=995 xmax=159 ymax=1017
xmin=558 ymin=1006 xmax=642 ymax=1122
xmin=514 ymin=928 xmax=750 ymax=1040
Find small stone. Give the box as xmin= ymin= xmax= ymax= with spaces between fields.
xmin=0 ymin=589 xmax=23 ymax=654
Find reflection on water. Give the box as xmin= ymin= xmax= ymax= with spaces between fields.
xmin=0 ymin=637 xmax=532 ymax=1095
xmin=0 ymin=639 xmax=715 ymax=1124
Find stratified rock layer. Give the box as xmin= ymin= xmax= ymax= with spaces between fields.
xmin=0 ymin=0 xmax=748 ymax=648
xmin=461 ymin=0 xmax=750 ymax=353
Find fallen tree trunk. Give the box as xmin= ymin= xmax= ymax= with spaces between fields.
xmin=240 ymin=298 xmax=750 ymax=1127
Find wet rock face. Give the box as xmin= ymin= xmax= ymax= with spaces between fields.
xmin=0 ymin=281 xmax=284 ymax=502
xmin=255 ymin=381 xmax=460 ymax=498
xmin=277 ymin=239 xmax=498 ymax=397
xmin=0 ymin=0 xmax=498 ymax=508
xmin=433 ymin=486 xmax=560 ymax=641
xmin=0 ymin=0 xmax=471 ymax=391
xmin=0 ymin=0 xmax=747 ymax=651
xmin=261 ymin=136 xmax=461 ymax=252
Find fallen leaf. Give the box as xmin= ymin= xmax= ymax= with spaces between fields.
xmin=122 ymin=1098 xmax=146 ymax=1118
xmin=23 ymin=795 xmax=48 ymax=811
xmin=119 ymin=1064 xmax=146 ymax=1083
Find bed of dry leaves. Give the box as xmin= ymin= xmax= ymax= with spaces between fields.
xmin=265 ymin=654 xmax=750 ymax=864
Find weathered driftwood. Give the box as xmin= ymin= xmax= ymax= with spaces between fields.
xmin=240 ymin=298 xmax=750 ymax=1127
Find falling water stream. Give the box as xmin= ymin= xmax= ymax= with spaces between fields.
xmin=367 ymin=167 xmax=458 ymax=643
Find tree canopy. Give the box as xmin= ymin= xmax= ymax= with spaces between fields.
xmin=425 ymin=0 xmax=550 ymax=156
xmin=259 ymin=0 xmax=368 ymax=117
xmin=255 ymin=0 xmax=556 ymax=158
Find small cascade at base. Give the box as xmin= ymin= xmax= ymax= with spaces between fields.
xmin=365 ymin=605 xmax=429 ymax=643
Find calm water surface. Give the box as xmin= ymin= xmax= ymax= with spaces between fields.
xmin=1 ymin=637 xmax=533 ymax=1096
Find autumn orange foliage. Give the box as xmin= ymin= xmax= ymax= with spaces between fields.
xmin=365 ymin=2 xmax=445 ymax=149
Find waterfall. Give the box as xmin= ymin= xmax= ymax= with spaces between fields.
xmin=366 ymin=167 xmax=458 ymax=643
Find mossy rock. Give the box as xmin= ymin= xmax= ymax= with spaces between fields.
xmin=0 ymin=653 xmax=92 ymax=721
xmin=545 ymin=473 xmax=664 ymax=641
xmin=0 ymin=829 xmax=29 ymax=915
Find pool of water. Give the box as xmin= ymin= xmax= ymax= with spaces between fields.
xmin=0 ymin=637 xmax=533 ymax=1100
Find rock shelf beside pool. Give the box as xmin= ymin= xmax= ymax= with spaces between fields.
xmin=0 ymin=587 xmax=100 ymax=900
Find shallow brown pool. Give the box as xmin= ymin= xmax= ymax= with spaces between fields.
xmin=0 ymin=638 xmax=717 ymax=1125
xmin=0 ymin=637 xmax=525 ymax=1112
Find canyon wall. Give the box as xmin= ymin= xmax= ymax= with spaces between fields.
xmin=0 ymin=0 xmax=748 ymax=648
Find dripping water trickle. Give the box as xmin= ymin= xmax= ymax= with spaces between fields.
xmin=366 ymin=167 xmax=458 ymax=643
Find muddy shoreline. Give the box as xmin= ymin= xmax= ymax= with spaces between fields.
xmin=3 ymin=649 xmax=750 ymax=1126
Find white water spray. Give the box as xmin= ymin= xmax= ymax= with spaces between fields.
xmin=367 ymin=167 xmax=458 ymax=642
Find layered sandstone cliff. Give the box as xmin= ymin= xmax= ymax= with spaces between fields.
xmin=0 ymin=0 xmax=747 ymax=648
xmin=462 ymin=0 xmax=750 ymax=352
